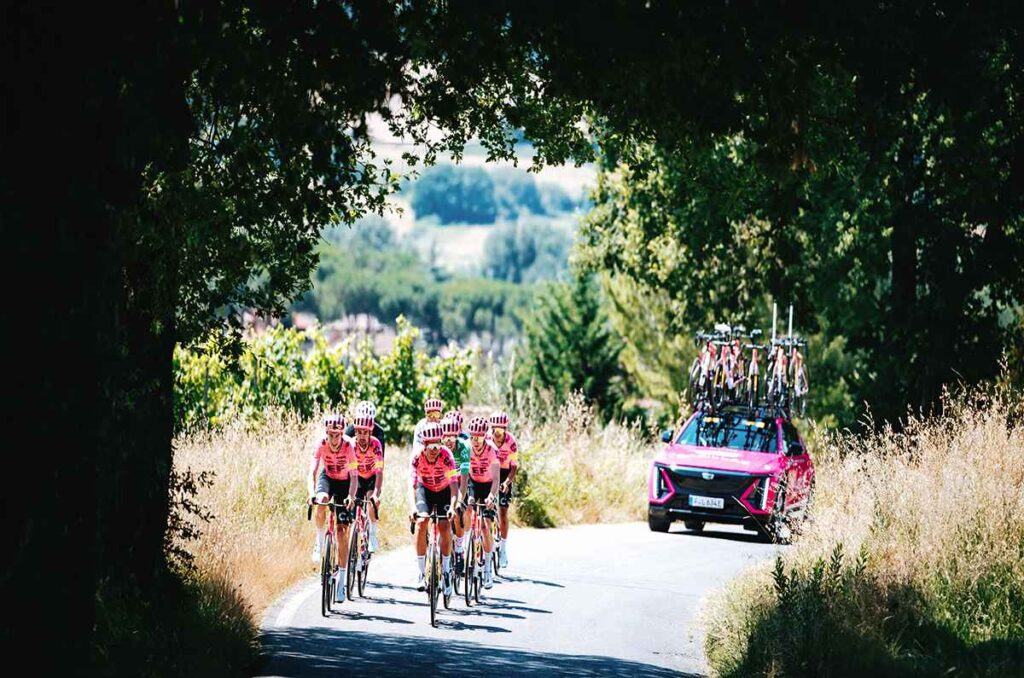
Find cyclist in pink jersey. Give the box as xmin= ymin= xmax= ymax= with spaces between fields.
xmin=352 ymin=412 xmax=384 ymax=552
xmin=408 ymin=421 xmax=459 ymax=593
xmin=490 ymin=410 xmax=518 ymax=568
xmin=466 ymin=416 xmax=500 ymax=588
xmin=308 ymin=412 xmax=358 ymax=603
xmin=412 ymin=397 xmax=444 ymax=454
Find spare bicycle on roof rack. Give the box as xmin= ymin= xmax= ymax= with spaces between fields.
xmin=686 ymin=303 xmax=810 ymax=419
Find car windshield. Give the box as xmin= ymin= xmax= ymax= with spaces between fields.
xmin=676 ymin=412 xmax=777 ymax=453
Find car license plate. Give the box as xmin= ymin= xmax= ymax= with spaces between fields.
xmin=689 ymin=495 xmax=724 ymax=509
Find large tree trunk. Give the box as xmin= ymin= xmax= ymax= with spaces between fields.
xmin=3 ymin=3 xmax=184 ymax=669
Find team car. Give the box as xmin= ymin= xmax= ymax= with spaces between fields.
xmin=648 ymin=405 xmax=814 ymax=542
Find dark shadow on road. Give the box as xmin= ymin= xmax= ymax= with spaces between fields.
xmin=369 ymin=581 xmax=421 ymax=593
xmin=359 ymin=595 xmax=428 ymax=608
xmin=436 ymin=618 xmax=512 ymax=633
xmin=329 ymin=610 xmax=416 ymax=625
xmin=483 ymin=601 xmax=553 ymax=615
xmin=457 ymin=607 xmax=526 ymax=620
xmin=482 ymin=595 xmax=526 ymax=604
xmin=669 ymin=528 xmax=778 ymax=545
xmin=496 ymin=574 xmax=565 ymax=588
xmin=258 ymin=628 xmax=699 ymax=677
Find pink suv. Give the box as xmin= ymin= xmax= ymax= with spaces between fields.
xmin=648 ymin=406 xmax=814 ymax=542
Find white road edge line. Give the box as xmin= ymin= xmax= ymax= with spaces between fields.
xmin=274 ymin=582 xmax=317 ymax=628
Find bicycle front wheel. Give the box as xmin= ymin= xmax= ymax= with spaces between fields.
xmin=321 ymin=535 xmax=333 ymax=617
xmin=428 ymin=545 xmax=439 ymax=627
xmin=464 ymin=538 xmax=475 ymax=607
xmin=357 ymin=539 xmax=370 ymax=597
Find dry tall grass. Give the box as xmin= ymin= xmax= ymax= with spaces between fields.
xmin=173 ymin=397 xmax=656 ymax=626
xmin=704 ymin=388 xmax=1024 ymax=677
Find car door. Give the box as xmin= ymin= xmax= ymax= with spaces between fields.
xmin=780 ymin=421 xmax=811 ymax=510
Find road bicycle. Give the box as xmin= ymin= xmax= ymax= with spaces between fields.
xmin=345 ymin=497 xmax=376 ymax=599
xmin=765 ymin=342 xmax=790 ymax=412
xmin=490 ymin=507 xmax=503 ymax=578
xmin=789 ymin=343 xmax=809 ymax=417
xmin=306 ymin=498 xmax=352 ymax=617
xmin=451 ymin=501 xmax=466 ymax=597
xmin=464 ymin=498 xmax=497 ymax=605
xmin=410 ymin=507 xmax=452 ymax=627
xmin=745 ymin=341 xmax=766 ymax=411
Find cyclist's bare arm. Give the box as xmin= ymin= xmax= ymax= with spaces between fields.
xmin=308 ymin=455 xmax=321 ymax=498
xmin=346 ymin=467 xmax=358 ymax=503
xmin=488 ymin=459 xmax=501 ymax=504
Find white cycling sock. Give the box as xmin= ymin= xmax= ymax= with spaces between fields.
xmin=442 ymin=555 xmax=451 ymax=573
xmin=454 ymin=536 xmax=464 ymax=553
xmin=417 ymin=555 xmax=426 ymax=575
xmin=316 ymin=525 xmax=326 ymax=549
xmin=369 ymin=521 xmax=378 ymax=538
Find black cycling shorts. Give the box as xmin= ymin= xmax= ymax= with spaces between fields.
xmin=415 ymin=485 xmax=452 ymax=517
xmin=499 ymin=467 xmax=514 ymax=507
xmin=316 ymin=470 xmax=353 ymax=524
xmin=356 ymin=475 xmax=377 ymax=500
xmin=468 ymin=478 xmax=498 ymax=518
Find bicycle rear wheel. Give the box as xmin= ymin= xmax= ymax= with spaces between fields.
xmin=346 ymin=522 xmax=359 ymax=601
xmin=464 ymin=537 xmax=475 ymax=607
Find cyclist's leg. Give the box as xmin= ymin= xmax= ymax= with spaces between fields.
xmin=312 ymin=470 xmax=331 ymax=559
xmin=435 ymin=490 xmax=453 ymax=557
xmin=358 ymin=476 xmax=379 ymax=550
xmin=498 ymin=468 xmax=512 ymax=538
xmin=414 ymin=485 xmax=430 ymax=582
xmin=332 ymin=478 xmax=353 ymax=567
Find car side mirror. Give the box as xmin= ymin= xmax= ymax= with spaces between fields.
xmin=661 ymin=429 xmax=674 ymax=443
xmin=787 ymin=441 xmax=804 ymax=456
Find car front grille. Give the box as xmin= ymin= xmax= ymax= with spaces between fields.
xmin=666 ymin=467 xmax=755 ymax=496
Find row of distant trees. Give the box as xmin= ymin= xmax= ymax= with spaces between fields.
xmin=409 ymin=164 xmax=585 ymax=224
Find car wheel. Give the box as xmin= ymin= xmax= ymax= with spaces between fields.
xmin=648 ymin=513 xmax=671 ymax=533
xmin=683 ymin=520 xmax=705 ymax=532
xmin=760 ymin=489 xmax=792 ymax=545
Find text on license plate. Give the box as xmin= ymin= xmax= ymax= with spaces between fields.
xmin=689 ymin=495 xmax=724 ymax=509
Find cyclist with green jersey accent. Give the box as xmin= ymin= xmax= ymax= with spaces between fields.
xmin=441 ymin=413 xmax=470 ymax=572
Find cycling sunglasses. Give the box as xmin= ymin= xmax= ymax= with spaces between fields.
xmin=491 ymin=426 xmax=506 ymax=436
xmin=470 ymin=435 xmax=485 ymax=445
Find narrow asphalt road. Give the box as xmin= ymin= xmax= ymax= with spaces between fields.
xmin=258 ymin=522 xmax=783 ymax=677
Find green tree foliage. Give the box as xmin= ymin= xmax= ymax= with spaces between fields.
xmin=515 ymin=276 xmax=628 ymax=420
xmin=482 ymin=221 xmax=572 ymax=283
xmin=437 ymin=277 xmax=533 ymax=345
xmin=174 ymin=318 xmax=473 ymax=441
xmin=18 ymin=1 xmax=1024 ymax=669
xmin=491 ymin=167 xmax=544 ymax=218
xmin=411 ymin=164 xmax=498 ymax=224
xmin=322 ymin=216 xmax=397 ymax=251
xmin=302 ymin=239 xmax=530 ymax=349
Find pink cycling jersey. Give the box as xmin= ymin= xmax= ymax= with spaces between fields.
xmin=410 ymin=446 xmax=458 ymax=492
xmin=314 ymin=437 xmax=358 ymax=480
xmin=469 ymin=440 xmax=499 ymax=483
xmin=354 ymin=437 xmax=384 ymax=480
xmin=492 ymin=431 xmax=519 ymax=470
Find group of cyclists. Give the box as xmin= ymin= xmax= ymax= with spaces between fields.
xmin=308 ymin=397 xmax=518 ymax=605
xmin=688 ymin=323 xmax=809 ymax=415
